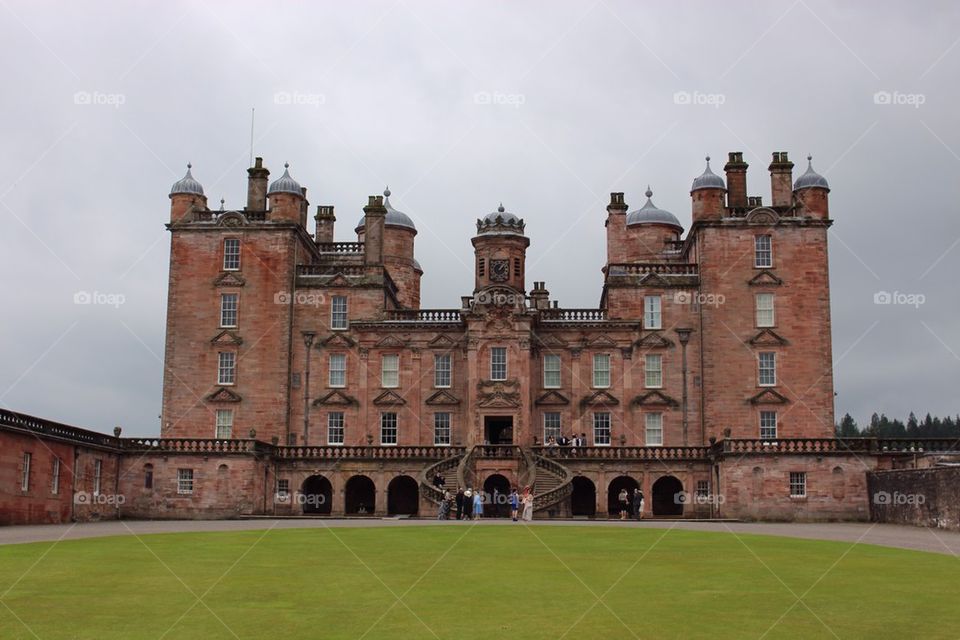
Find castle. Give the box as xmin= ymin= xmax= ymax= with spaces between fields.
xmin=2 ymin=151 xmax=951 ymax=525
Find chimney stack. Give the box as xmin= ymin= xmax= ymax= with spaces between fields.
xmin=724 ymin=152 xmax=748 ymax=209
xmin=530 ymin=281 xmax=551 ymax=310
xmin=246 ymin=157 xmax=269 ymax=211
xmin=768 ymin=151 xmax=794 ymax=208
xmin=362 ymin=195 xmax=386 ymax=266
xmin=315 ymin=205 xmax=335 ymax=244
xmin=605 ymin=192 xmax=628 ymax=264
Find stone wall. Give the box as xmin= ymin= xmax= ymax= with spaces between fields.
xmin=867 ymin=466 xmax=960 ymax=531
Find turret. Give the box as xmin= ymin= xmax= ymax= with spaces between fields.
xmin=623 ymin=187 xmax=683 ymax=260
xmin=168 ymin=164 xmax=207 ymax=223
xmin=768 ymin=151 xmax=794 ymax=208
xmin=724 ymin=152 xmax=749 ymax=210
xmin=355 ymin=188 xmax=421 ymax=308
xmin=472 ymin=203 xmax=529 ymax=294
xmin=266 ymin=163 xmax=304 ymax=225
xmin=245 ymin=157 xmax=269 ymax=210
xmin=690 ymin=156 xmax=726 ymax=223
xmin=793 ymin=155 xmax=830 ymax=219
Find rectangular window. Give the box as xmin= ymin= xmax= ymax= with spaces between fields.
xmin=93 ymin=459 xmax=102 ymax=495
xmin=760 ymin=411 xmax=778 ymax=440
xmin=593 ymin=353 xmax=611 ymax=388
xmin=434 ymin=354 xmax=452 ymax=388
xmin=789 ymin=472 xmax=807 ymax=498
xmin=277 ymin=479 xmax=290 ymax=497
xmin=223 ymin=238 xmax=241 ymax=270
xmin=215 ymin=409 xmax=233 ymax=439
xmin=645 ymin=413 xmax=663 ymax=446
xmin=755 ymin=235 xmax=773 ymax=268
xmin=478 ymin=258 xmax=485 ymax=277
xmin=20 ymin=453 xmax=30 ymax=492
xmin=513 ymin=257 xmax=521 ymax=276
xmin=644 ymin=295 xmax=662 ymax=330
xmin=220 ymin=293 xmax=238 ymax=328
xmin=380 ymin=412 xmax=398 ymax=445
xmin=490 ymin=347 xmax=507 ymax=380
xmin=695 ymin=480 xmax=709 ymax=498
xmin=177 ymin=469 xmax=194 ymax=495
xmin=756 ymin=293 xmax=775 ymax=327
xmin=434 ymin=413 xmax=451 ymax=446
xmin=758 ymin=352 xmax=777 ymax=386
xmin=51 ymin=458 xmax=60 ymax=495
xmin=331 ymin=295 xmax=348 ymax=330
xmin=144 ymin=466 xmax=154 ymax=490
xmin=328 ymin=412 xmax=345 ymax=445
xmin=644 ymin=354 xmax=662 ymax=388
xmin=217 ymin=351 xmax=236 ymax=385
xmin=381 ymin=354 xmax=399 ymax=388
xmin=329 ymin=354 xmax=346 ymax=387
xmin=593 ymin=412 xmax=611 ymax=446
xmin=543 ymin=354 xmax=561 ymax=388
xmin=543 ymin=412 xmax=562 ymax=443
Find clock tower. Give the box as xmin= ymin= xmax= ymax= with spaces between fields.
xmin=471 ymin=203 xmax=530 ymax=295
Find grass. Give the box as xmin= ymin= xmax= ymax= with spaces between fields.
xmin=0 ymin=524 xmax=955 ymax=639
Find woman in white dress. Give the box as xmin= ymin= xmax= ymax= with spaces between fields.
xmin=521 ymin=486 xmax=534 ymax=522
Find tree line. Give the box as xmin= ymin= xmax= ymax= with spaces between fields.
xmin=835 ymin=412 xmax=960 ymax=438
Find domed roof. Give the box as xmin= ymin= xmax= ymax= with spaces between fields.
xmin=267 ymin=163 xmax=303 ymax=196
xmin=476 ymin=203 xmax=525 ymax=236
xmin=355 ymin=187 xmax=417 ymax=232
xmin=169 ymin=163 xmax=204 ymax=196
xmin=793 ymin=156 xmax=830 ymax=192
xmin=690 ymin=156 xmax=726 ymax=192
xmin=626 ymin=188 xmax=683 ymax=230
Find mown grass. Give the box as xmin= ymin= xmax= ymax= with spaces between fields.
xmin=0 ymin=524 xmax=954 ymax=639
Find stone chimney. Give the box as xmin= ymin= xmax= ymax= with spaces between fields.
xmin=300 ymin=187 xmax=309 ymax=228
xmin=246 ymin=157 xmax=269 ymax=211
xmin=315 ymin=205 xmax=335 ymax=244
xmin=362 ymin=195 xmax=386 ymax=265
xmin=724 ymin=152 xmax=748 ymax=209
xmin=768 ymin=151 xmax=794 ymax=208
xmin=605 ymin=192 xmax=628 ymax=264
xmin=530 ymin=281 xmax=551 ymax=310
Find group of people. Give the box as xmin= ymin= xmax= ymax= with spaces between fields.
xmin=543 ymin=433 xmax=587 ymax=456
xmin=437 ymin=485 xmax=534 ymax=522
xmin=617 ymin=487 xmax=645 ymax=520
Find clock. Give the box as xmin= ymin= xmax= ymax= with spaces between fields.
xmin=490 ymin=259 xmax=510 ymax=282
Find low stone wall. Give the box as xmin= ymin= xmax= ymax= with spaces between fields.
xmin=867 ymin=466 xmax=960 ymax=531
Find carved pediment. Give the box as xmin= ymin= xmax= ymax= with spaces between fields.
xmin=216 ymin=211 xmax=248 ymax=227
xmin=206 ymin=387 xmax=242 ymax=403
xmin=312 ymin=390 xmax=358 ymax=406
xmin=748 ymin=389 xmax=790 ymax=405
xmin=745 ymin=207 xmax=780 ymax=224
xmin=478 ymin=391 xmax=521 ymax=408
xmin=748 ymin=270 xmax=783 ymax=286
xmin=477 ymin=379 xmax=522 ymax=408
xmin=535 ymin=390 xmax=570 ymax=406
xmin=375 ymin=335 xmax=407 ymax=348
xmin=638 ymin=272 xmax=670 ymax=288
xmin=580 ymin=390 xmax=619 ymax=407
xmin=321 ymin=333 xmax=356 ymax=348
xmin=748 ymin=329 xmax=789 ymax=346
xmin=425 ymin=390 xmax=460 ymax=405
xmin=534 ymin=333 xmax=567 ymax=349
xmin=213 ymin=272 xmax=246 ymax=287
xmin=428 ymin=334 xmax=459 ymax=348
xmin=210 ymin=330 xmax=243 ymax=346
xmin=636 ymin=332 xmax=674 ymax=349
xmin=587 ymin=334 xmax=617 ymax=348
xmin=325 ymin=273 xmax=353 ymax=287
xmin=632 ymin=390 xmax=679 ymax=408
xmin=373 ymin=390 xmax=407 ymax=406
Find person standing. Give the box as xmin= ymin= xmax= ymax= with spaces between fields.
xmin=618 ymin=488 xmax=629 ymax=520
xmin=633 ymin=488 xmax=645 ymax=520
xmin=455 ymin=487 xmax=464 ymax=520
xmin=509 ymin=487 xmax=520 ymax=522
xmin=439 ymin=489 xmax=452 ymax=520
xmin=521 ymin=486 xmax=534 ymax=522
xmin=473 ymin=488 xmax=483 ymax=520
xmin=463 ymin=487 xmax=474 ymax=520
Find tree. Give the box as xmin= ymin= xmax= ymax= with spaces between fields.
xmin=837 ymin=413 xmax=859 ymax=437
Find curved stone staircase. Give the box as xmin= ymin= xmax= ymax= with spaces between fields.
xmin=530 ymin=451 xmax=574 ymax=513
xmin=419 ymin=452 xmax=464 ymax=505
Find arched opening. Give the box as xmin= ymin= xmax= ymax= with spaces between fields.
xmin=652 ymin=476 xmax=684 ymax=517
xmin=345 ymin=475 xmax=376 ymax=515
xmin=570 ymin=476 xmax=596 ymax=517
xmin=606 ymin=475 xmax=640 ymax=517
xmin=832 ymin=466 xmax=845 ymax=500
xmin=483 ymin=474 xmax=511 ymax=517
xmin=143 ymin=464 xmax=154 ymax=490
xmin=387 ymin=475 xmax=419 ymax=516
xmin=301 ymin=475 xmax=332 ymax=515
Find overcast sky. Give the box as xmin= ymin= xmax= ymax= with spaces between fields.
xmin=1 ymin=1 xmax=957 ymax=437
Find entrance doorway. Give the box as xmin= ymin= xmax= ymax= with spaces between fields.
xmin=300 ymin=475 xmax=332 ymax=515
xmin=345 ymin=475 xmax=376 ymax=515
xmin=387 ymin=475 xmax=419 ymax=516
xmin=607 ymin=476 xmax=640 ymax=518
xmin=483 ymin=474 xmax=511 ymax=518
xmin=484 ymin=416 xmax=514 ymax=444
xmin=652 ymin=476 xmax=684 ymax=517
xmin=570 ymin=476 xmax=597 ymax=517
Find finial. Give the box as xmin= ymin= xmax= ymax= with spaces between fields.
xmin=187 ymin=162 xmax=192 ymax=170
xmin=284 ymin=162 xmax=289 ymax=169
xmin=705 ymin=155 xmax=711 ymax=163
xmin=645 ymin=186 xmax=653 ymax=199
xmin=219 ymin=198 xmax=225 ymax=211
xmin=498 ymin=203 xmax=505 ymax=213
xmin=384 ymin=186 xmax=391 ymax=198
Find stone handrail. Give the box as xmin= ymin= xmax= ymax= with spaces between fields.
xmin=0 ymin=409 xmax=120 ymax=450
xmin=875 ymin=439 xmax=959 ymax=453
xmin=278 ymin=445 xmax=464 ymax=460
xmin=317 ymin=241 xmax=364 ymax=254
xmin=532 ymin=445 xmax=710 ymax=460
xmin=121 ymin=438 xmax=270 ymax=454
xmin=297 ymin=264 xmax=366 ymax=276
xmin=419 ymin=454 xmax=464 ymax=504
xmin=385 ymin=309 xmax=462 ymax=323
xmin=720 ymin=438 xmax=873 ymax=455
xmin=540 ymin=309 xmax=607 ymax=322
xmin=531 ymin=453 xmax=574 ymax=511
xmin=606 ymin=263 xmax=698 ymax=276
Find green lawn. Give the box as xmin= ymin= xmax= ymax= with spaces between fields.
xmin=0 ymin=524 xmax=954 ymax=639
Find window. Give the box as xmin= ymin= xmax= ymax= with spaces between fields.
xmin=51 ymin=458 xmax=60 ymax=495
xmin=513 ymin=257 xmax=521 ymax=276
xmin=329 ymin=354 xmax=346 ymax=387
xmin=93 ymin=459 xmax=102 ymax=496
xmin=277 ymin=479 xmax=290 ymax=497
xmin=644 ymin=296 xmax=662 ymax=330
xmin=223 ymin=238 xmax=241 ymax=270
xmin=789 ymin=472 xmax=807 ymax=498
xmin=593 ymin=412 xmax=611 ymax=446
xmin=20 ymin=453 xmax=30 ymax=492
xmin=331 ymin=295 xmax=348 ymax=330
xmin=758 ymin=352 xmax=777 ymax=386
xmin=215 ymin=409 xmax=233 ymax=439
xmin=543 ymin=354 xmax=561 ymax=388
xmin=695 ymin=480 xmax=709 ymax=498
xmin=328 ymin=412 xmax=344 ymax=445
xmin=220 ymin=293 xmax=238 ymax=328
xmin=756 ymin=293 xmax=775 ymax=327
xmin=177 ymin=469 xmax=194 ymax=495
xmin=380 ymin=412 xmax=398 ymax=445
xmin=218 ymin=352 xmax=236 ymax=385
xmin=593 ymin=353 xmax=611 ymax=388
xmin=478 ymin=257 xmax=485 ymax=277
xmin=755 ymin=235 xmax=772 ymax=268
xmin=644 ymin=354 xmax=662 ymax=388
xmin=144 ymin=464 xmax=154 ymax=490
xmin=645 ymin=413 xmax=663 ymax=446
xmin=434 ymin=354 xmax=451 ymax=388
xmin=543 ymin=412 xmax=561 ymax=442
xmin=760 ymin=411 xmax=778 ymax=440
xmin=490 ymin=347 xmax=507 ymax=380
xmin=434 ymin=413 xmax=451 ymax=446
xmin=381 ymin=354 xmax=399 ymax=388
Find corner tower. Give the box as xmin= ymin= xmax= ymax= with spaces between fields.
xmin=471 ymin=204 xmax=529 ymax=295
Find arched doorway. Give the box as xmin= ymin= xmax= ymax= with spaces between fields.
xmin=301 ymin=475 xmax=332 ymax=515
xmin=387 ymin=475 xmax=419 ymax=516
xmin=570 ymin=476 xmax=596 ymax=517
xmin=652 ymin=476 xmax=684 ymax=517
xmin=483 ymin=474 xmax=511 ymax=518
xmin=345 ymin=475 xmax=376 ymax=515
xmin=607 ymin=475 xmax=640 ymax=517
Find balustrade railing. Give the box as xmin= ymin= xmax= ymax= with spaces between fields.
xmin=0 ymin=409 xmax=119 ymax=449
xmin=121 ymin=438 xmax=267 ymax=454
xmin=297 ymin=264 xmax=366 ymax=276
xmin=317 ymin=242 xmax=364 ymax=254
xmin=540 ymin=309 xmax=607 ymax=322
xmin=278 ymin=445 xmax=464 ymax=460
xmin=531 ymin=445 xmax=710 ymax=460
xmin=606 ymin=263 xmax=698 ymax=276
xmin=720 ymin=438 xmax=873 ymax=455
xmin=385 ymin=309 xmax=462 ymax=322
